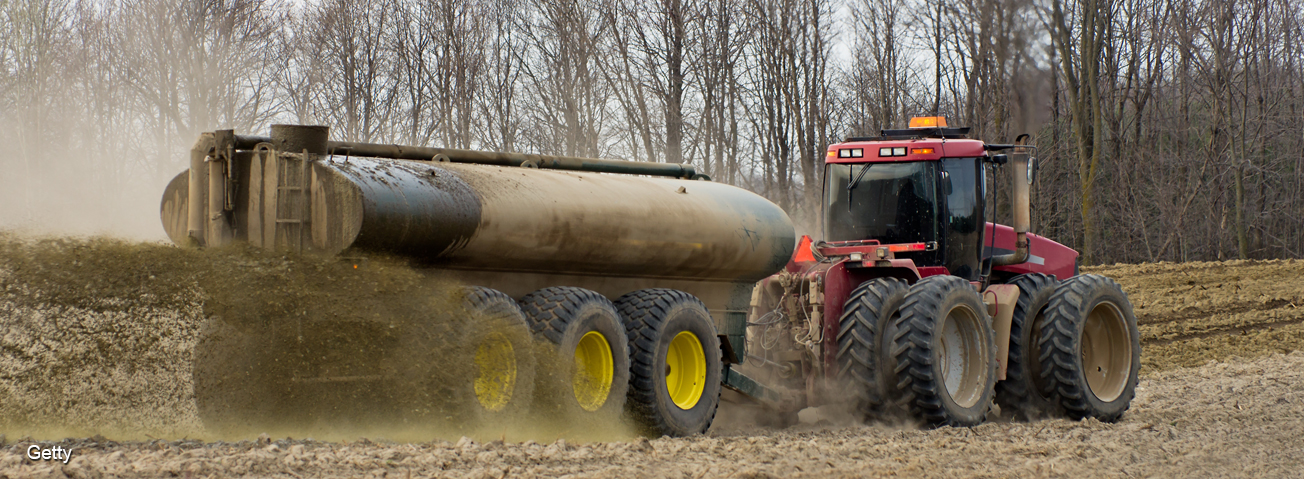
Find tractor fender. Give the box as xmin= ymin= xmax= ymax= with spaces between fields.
xmin=986 ymin=223 xmax=1078 ymax=279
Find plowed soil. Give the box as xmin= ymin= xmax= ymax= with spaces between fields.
xmin=3 ymin=236 xmax=1303 ymax=478
xmin=1092 ymin=260 xmax=1304 ymax=371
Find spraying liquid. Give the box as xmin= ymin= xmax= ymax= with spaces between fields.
xmin=0 ymin=233 xmax=635 ymax=443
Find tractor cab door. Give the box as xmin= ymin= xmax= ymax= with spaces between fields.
xmin=939 ymin=157 xmax=985 ymax=280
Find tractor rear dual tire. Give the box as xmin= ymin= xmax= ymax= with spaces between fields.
xmin=892 ymin=275 xmax=997 ymax=428
xmin=835 ymin=278 xmax=909 ymax=421
xmin=519 ymin=287 xmax=631 ymax=418
xmin=994 ymin=273 xmax=1062 ymax=420
xmin=615 ymin=289 xmax=722 ymax=438
xmin=1040 ymin=274 xmax=1140 ymax=422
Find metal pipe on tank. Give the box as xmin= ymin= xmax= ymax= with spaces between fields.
xmin=207 ymin=145 xmax=232 ymax=248
xmin=232 ymin=134 xmax=701 ymax=179
xmin=187 ymin=133 xmax=212 ymax=246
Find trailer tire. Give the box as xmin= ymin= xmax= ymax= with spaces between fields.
xmin=892 ymin=275 xmax=997 ymax=427
xmin=1040 ymin=274 xmax=1140 ymax=422
xmin=835 ymin=277 xmax=909 ymax=420
xmin=461 ymin=287 xmax=537 ymax=417
xmin=393 ymin=287 xmax=537 ymax=428
xmin=520 ymin=287 xmax=631 ymax=417
xmin=994 ymin=273 xmax=1062 ymax=420
xmin=615 ymin=289 xmax=722 ymax=437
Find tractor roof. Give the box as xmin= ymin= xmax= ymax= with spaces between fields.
xmin=825 ymin=137 xmax=987 ymax=164
xmin=825 ymin=117 xmax=1015 ymax=164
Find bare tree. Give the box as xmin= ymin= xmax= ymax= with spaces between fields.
xmin=1049 ymin=0 xmax=1113 ymax=264
xmin=477 ymin=0 xmax=527 ymax=151
xmin=519 ymin=0 xmax=611 ymax=157
xmin=0 ymin=0 xmax=71 ymax=219
xmin=846 ymin=0 xmax=916 ymax=135
xmin=694 ymin=0 xmax=745 ymax=183
xmin=303 ymin=0 xmax=399 ymax=142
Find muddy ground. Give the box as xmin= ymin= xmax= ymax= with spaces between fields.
xmin=3 ymin=236 xmax=1303 ymax=477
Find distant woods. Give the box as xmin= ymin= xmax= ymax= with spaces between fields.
xmin=1 ymin=0 xmax=1302 ymax=264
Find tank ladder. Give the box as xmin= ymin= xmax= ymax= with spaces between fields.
xmin=275 ymin=151 xmax=310 ymax=253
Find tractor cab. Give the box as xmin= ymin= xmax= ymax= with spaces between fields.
xmin=812 ymin=116 xmax=1076 ymax=282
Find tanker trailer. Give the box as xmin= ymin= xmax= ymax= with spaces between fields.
xmin=161 ymin=125 xmax=795 ymax=437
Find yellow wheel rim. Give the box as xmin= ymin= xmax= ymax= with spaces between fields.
xmin=573 ymin=331 xmax=614 ymax=412
xmin=666 ymin=331 xmax=707 ymax=410
xmin=474 ymin=332 xmax=516 ymax=412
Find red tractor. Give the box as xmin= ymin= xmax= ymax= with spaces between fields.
xmin=733 ymin=117 xmax=1141 ymax=426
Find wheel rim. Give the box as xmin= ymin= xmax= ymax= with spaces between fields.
xmin=665 ymin=331 xmax=707 ymax=410
xmin=938 ymin=304 xmax=988 ymax=408
xmin=473 ymin=332 xmax=516 ymax=412
xmin=573 ymin=331 xmax=614 ymax=411
xmin=1082 ymin=301 xmax=1132 ymax=402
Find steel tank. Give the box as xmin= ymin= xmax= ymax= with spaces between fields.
xmin=160 ymin=126 xmax=795 ymax=348
xmin=309 ymin=158 xmax=793 ymax=282
xmin=161 ymin=139 xmax=793 ymax=285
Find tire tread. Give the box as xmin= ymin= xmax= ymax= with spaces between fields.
xmin=993 ymin=273 xmax=1060 ymax=420
xmin=835 ymin=278 xmax=909 ymax=417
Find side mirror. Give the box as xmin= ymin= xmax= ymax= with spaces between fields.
xmin=1027 ymin=157 xmax=1039 ymax=185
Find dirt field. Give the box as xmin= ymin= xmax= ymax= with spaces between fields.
xmin=3 ymin=236 xmax=1303 ymax=478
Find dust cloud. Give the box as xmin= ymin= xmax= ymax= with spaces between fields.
xmin=0 ymin=132 xmax=177 ymax=242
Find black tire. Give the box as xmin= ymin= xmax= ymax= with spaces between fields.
xmin=519 ymin=287 xmax=631 ymax=417
xmin=994 ymin=273 xmax=1062 ymax=420
xmin=193 ymin=317 xmax=292 ymax=438
xmin=1040 ymin=274 xmax=1140 ymax=422
xmin=463 ymin=287 xmax=537 ymax=418
xmin=891 ymin=275 xmax=997 ymax=427
xmin=615 ymin=289 xmax=723 ymax=437
xmin=392 ymin=286 xmax=537 ymax=428
xmin=835 ymin=277 xmax=909 ymax=420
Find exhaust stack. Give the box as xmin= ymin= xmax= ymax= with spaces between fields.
xmin=991 ymin=142 xmax=1032 ymax=267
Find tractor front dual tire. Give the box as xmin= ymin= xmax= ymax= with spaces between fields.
xmin=892 ymin=275 xmax=997 ymax=428
xmin=615 ymin=289 xmax=722 ymax=438
xmin=1040 ymin=274 xmax=1140 ymax=422
xmin=994 ymin=273 xmax=1062 ymax=420
xmin=835 ymin=277 xmax=909 ymax=421
xmin=520 ymin=287 xmax=631 ymax=417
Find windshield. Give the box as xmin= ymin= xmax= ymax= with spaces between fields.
xmin=824 ymin=162 xmax=939 ymax=244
